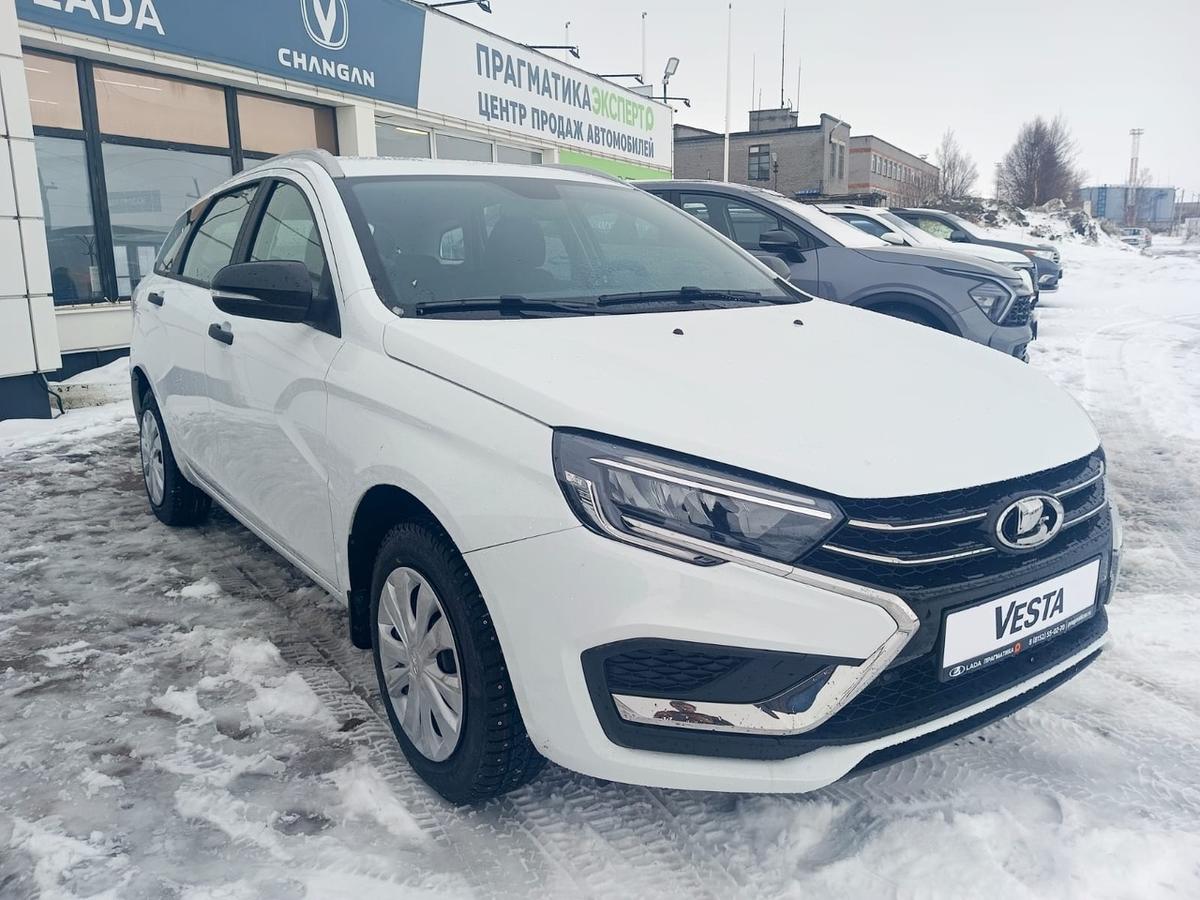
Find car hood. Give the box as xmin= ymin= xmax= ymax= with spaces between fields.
xmin=853 ymin=246 xmax=1018 ymax=280
xmin=382 ymin=301 xmax=1099 ymax=499
xmin=947 ymin=243 xmax=1030 ymax=267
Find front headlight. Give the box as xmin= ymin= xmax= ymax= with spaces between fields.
xmin=1009 ymin=266 xmax=1035 ymax=294
xmin=1025 ymin=248 xmax=1056 ymax=261
xmin=967 ymin=280 xmax=1014 ymax=323
xmin=553 ymin=431 xmax=844 ymax=569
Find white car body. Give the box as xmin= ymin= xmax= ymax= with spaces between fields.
xmin=819 ymin=204 xmax=1036 ymax=291
xmin=130 ymin=154 xmax=1119 ymax=796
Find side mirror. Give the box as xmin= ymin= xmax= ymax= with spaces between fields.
xmin=753 ymin=253 xmax=792 ymax=278
xmin=880 ymin=232 xmax=905 ymax=246
xmin=948 ymin=229 xmax=969 ymax=242
xmin=759 ymin=229 xmax=803 ymax=260
xmin=211 ymin=261 xmax=313 ymax=323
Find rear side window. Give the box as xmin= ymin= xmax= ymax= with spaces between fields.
xmin=181 ymin=186 xmax=258 ymax=284
xmin=155 ymin=207 xmax=198 ymax=275
xmin=248 ymin=182 xmax=330 ymax=297
xmin=912 ymin=215 xmax=953 ymax=240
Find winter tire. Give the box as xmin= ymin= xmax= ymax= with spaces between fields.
xmin=139 ymin=391 xmax=212 ymax=526
xmin=370 ymin=521 xmax=545 ymax=804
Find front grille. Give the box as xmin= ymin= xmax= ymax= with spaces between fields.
xmin=1002 ymin=295 xmax=1034 ymax=326
xmin=807 ymin=450 xmax=1106 ymax=594
xmin=604 ymin=646 xmax=746 ymax=695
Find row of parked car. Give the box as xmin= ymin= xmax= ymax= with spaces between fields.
xmin=634 ymin=180 xmax=1064 ymax=359
xmin=128 ymin=151 xmax=1116 ymax=805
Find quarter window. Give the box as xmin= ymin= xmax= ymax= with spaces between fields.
xmin=181 ymin=186 xmax=257 ymax=284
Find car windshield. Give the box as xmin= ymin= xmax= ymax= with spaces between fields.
xmin=774 ymin=198 xmax=886 ymax=249
xmin=878 ymin=211 xmax=942 ymax=247
xmin=343 ymin=175 xmax=792 ymax=317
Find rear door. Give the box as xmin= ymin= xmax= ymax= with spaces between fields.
xmin=203 ymin=177 xmax=342 ymax=586
xmin=139 ymin=187 xmax=258 ymax=471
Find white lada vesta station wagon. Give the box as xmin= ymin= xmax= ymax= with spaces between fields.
xmin=130 ymin=151 xmax=1120 ymax=803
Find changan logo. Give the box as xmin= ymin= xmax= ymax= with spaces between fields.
xmin=302 ymin=0 xmax=349 ymax=51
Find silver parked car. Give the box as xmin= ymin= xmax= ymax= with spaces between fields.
xmin=637 ymin=181 xmax=1036 ymax=360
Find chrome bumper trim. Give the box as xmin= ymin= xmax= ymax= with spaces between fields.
xmin=613 ymin=567 xmax=919 ymax=736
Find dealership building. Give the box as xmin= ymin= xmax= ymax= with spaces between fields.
xmin=0 ymin=0 xmax=672 ymax=419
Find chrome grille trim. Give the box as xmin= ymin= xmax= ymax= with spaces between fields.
xmin=846 ymin=511 xmax=987 ymax=532
xmin=820 ymin=543 xmax=996 ymax=566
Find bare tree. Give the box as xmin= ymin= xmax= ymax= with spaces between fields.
xmin=934 ymin=129 xmax=979 ymax=200
xmin=998 ymin=115 xmax=1080 ymax=207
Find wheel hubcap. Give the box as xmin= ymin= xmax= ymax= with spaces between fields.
xmin=377 ymin=566 xmax=464 ymax=762
xmin=139 ymin=410 xmax=165 ymax=506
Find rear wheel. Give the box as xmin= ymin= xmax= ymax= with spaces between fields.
xmin=370 ymin=522 xmax=545 ymax=804
xmin=138 ymin=391 xmax=211 ymax=526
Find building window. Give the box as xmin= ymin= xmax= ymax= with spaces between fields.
xmin=838 ymin=144 xmax=845 ymax=180
xmin=496 ymin=145 xmax=543 ymax=165
xmin=103 ymin=144 xmax=232 ymax=296
xmin=24 ymin=51 xmax=83 ymax=130
xmin=830 ymin=146 xmax=836 ymax=178
xmin=35 ymin=136 xmax=103 ymax=305
xmin=748 ymin=144 xmax=771 ymax=181
xmin=436 ymin=133 xmax=493 ymax=162
xmin=237 ymin=93 xmax=337 ymax=157
xmin=376 ymin=122 xmax=431 ymax=158
xmin=94 ymin=66 xmax=228 ymax=147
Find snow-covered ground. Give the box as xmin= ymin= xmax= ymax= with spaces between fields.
xmin=2 ymin=227 xmax=1199 ymax=899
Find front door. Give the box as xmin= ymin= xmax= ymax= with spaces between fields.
xmin=203 ymin=178 xmax=342 ymax=586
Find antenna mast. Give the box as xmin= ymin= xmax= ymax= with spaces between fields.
xmin=779 ymin=6 xmax=786 ymax=107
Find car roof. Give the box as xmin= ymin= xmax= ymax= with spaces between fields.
xmin=633 ymin=179 xmax=787 ymax=199
xmin=252 ymin=150 xmax=627 ymax=187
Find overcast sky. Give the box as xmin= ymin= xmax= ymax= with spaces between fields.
xmin=451 ymin=0 xmax=1200 ymax=198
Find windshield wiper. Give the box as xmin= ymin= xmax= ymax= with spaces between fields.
xmin=595 ymin=286 xmax=793 ymax=308
xmin=414 ymin=296 xmax=596 ymax=318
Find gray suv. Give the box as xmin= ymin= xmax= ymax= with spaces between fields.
xmin=638 ymin=181 xmax=1036 ymax=360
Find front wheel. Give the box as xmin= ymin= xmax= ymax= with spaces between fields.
xmin=138 ymin=392 xmax=211 ymax=526
xmin=370 ymin=522 xmax=544 ymax=804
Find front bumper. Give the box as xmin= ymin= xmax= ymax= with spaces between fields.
xmin=465 ymin=516 xmax=1111 ymax=793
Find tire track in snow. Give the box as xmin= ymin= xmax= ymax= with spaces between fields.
xmin=210 ymin=554 xmax=737 ymax=899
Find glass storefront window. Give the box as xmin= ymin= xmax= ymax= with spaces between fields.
xmin=24 ymin=52 xmax=83 ymax=131
xmin=102 ymin=144 xmax=232 ymax=296
xmin=237 ymin=93 xmax=337 ymax=156
xmin=436 ymin=133 xmax=492 ymax=162
xmin=34 ymin=136 xmax=103 ymax=305
xmin=94 ymin=67 xmax=228 ymax=147
xmin=496 ymin=145 xmax=542 ymax=166
xmin=376 ymin=122 xmax=431 ymax=158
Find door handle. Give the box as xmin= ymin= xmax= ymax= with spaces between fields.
xmin=147 ymin=292 xmax=164 ymax=306
xmin=208 ymin=323 xmax=234 ymax=346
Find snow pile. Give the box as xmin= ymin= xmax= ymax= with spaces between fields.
xmin=51 ymin=357 xmax=131 ymax=410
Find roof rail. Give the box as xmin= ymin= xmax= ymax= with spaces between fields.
xmin=265 ymin=148 xmax=346 ymax=179
xmin=544 ymin=163 xmax=626 ymax=184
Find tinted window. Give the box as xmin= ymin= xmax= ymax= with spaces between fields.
xmin=249 ymin=183 xmax=329 ymax=296
xmin=679 ymin=194 xmax=718 ymax=227
xmin=237 ymin=94 xmax=337 ymax=156
xmin=376 ymin=123 xmax=432 ymax=158
xmin=155 ymin=208 xmax=197 ymax=275
xmin=912 ymin=215 xmax=954 ymax=240
xmin=25 ymin=52 xmax=83 ymax=130
xmin=34 ymin=136 xmax=103 ymax=304
xmin=345 ymin=176 xmax=790 ymax=315
xmin=725 ymin=202 xmax=784 ymax=248
xmin=835 ymin=213 xmax=892 ymax=239
xmin=436 ymin=134 xmax=492 ymax=162
xmin=181 ymin=186 xmax=257 ymax=284
xmin=94 ymin=67 xmax=228 ymax=146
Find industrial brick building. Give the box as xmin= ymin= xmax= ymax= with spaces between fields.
xmin=847 ymin=135 xmax=938 ymax=206
xmin=672 ymin=109 xmax=936 ymax=207
xmin=673 ymin=109 xmax=851 ymax=198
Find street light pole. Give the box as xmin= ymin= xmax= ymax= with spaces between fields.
xmin=722 ymin=3 xmax=732 ymax=182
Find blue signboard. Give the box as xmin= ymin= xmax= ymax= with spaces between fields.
xmin=16 ymin=0 xmax=425 ymax=108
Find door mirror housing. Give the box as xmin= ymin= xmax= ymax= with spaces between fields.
xmin=759 ymin=229 xmax=804 ymax=260
xmin=948 ymin=229 xmax=969 ymax=242
xmin=880 ymin=232 xmax=905 ymax=246
xmin=211 ymin=261 xmax=313 ymax=323
xmin=753 ymin=252 xmax=792 ymax=278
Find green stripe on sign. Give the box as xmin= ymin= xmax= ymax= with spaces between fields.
xmin=558 ymin=150 xmax=671 ymax=181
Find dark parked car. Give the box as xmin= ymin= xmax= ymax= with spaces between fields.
xmin=891 ymin=208 xmax=1063 ymax=291
xmin=636 ymin=181 xmax=1036 ymax=360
